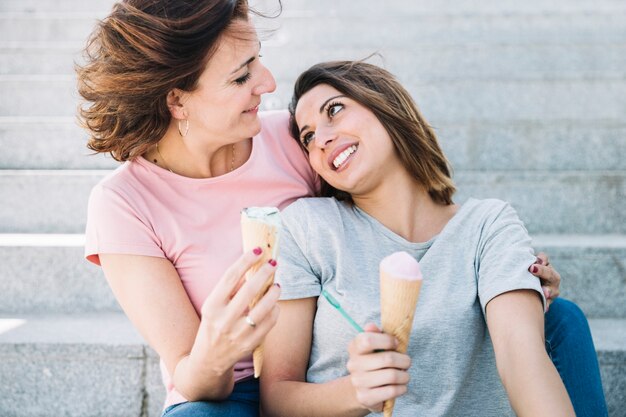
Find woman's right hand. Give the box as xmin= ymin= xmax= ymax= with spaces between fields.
xmin=346 ymin=323 xmax=411 ymax=413
xmin=195 ymin=248 xmax=281 ymax=375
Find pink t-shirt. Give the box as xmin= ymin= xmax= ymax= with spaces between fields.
xmin=84 ymin=110 xmax=316 ymax=409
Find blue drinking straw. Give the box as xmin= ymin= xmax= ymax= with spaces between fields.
xmin=321 ymin=289 xmax=364 ymax=333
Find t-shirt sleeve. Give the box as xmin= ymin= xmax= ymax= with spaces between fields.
xmin=275 ymin=204 xmax=322 ymax=300
xmin=84 ymin=184 xmax=165 ymax=266
xmin=476 ymin=202 xmax=546 ymax=316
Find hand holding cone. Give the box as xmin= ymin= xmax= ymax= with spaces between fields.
xmin=241 ymin=207 xmax=281 ymax=377
xmin=379 ymin=251 xmax=423 ymax=417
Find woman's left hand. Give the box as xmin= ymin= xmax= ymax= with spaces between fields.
xmin=529 ymin=252 xmax=560 ymax=310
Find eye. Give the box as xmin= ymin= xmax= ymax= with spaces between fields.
xmin=301 ymin=131 xmax=315 ymax=149
xmin=326 ymin=102 xmax=344 ymax=118
xmin=234 ymin=72 xmax=251 ymax=85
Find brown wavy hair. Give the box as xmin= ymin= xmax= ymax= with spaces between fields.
xmin=288 ymin=60 xmax=456 ymax=205
xmin=76 ymin=0 xmax=252 ymax=161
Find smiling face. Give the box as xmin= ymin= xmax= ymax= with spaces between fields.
xmin=174 ymin=18 xmax=276 ymax=143
xmin=294 ymin=84 xmax=406 ymax=196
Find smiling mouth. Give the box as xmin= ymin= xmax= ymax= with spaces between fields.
xmin=332 ymin=145 xmax=357 ymax=170
xmin=244 ymin=105 xmax=259 ymax=113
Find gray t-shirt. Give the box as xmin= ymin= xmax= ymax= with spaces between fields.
xmin=276 ymin=197 xmax=546 ymax=417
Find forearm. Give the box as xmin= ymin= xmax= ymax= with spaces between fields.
xmin=172 ymin=324 xmax=236 ymax=401
xmin=262 ymin=376 xmax=368 ymax=417
xmin=488 ymin=290 xmax=574 ymax=417
xmin=496 ymin=336 xmax=573 ymax=416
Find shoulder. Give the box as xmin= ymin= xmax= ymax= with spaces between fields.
xmin=283 ymin=197 xmax=344 ymax=222
xmin=281 ymin=197 xmax=345 ymax=235
xmin=461 ymin=198 xmax=520 ymax=226
xmin=88 ymin=160 xmax=149 ymax=209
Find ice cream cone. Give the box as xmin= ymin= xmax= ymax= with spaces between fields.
xmin=379 ymin=251 xmax=423 ymax=417
xmin=241 ymin=207 xmax=281 ymax=377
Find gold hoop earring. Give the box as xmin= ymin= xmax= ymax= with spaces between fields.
xmin=178 ymin=119 xmax=189 ymax=137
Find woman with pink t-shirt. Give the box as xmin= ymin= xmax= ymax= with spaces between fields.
xmin=76 ymin=1 xmax=565 ymax=416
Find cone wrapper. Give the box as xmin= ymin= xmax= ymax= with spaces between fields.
xmin=379 ymin=252 xmax=423 ymax=417
xmin=241 ymin=207 xmax=281 ymax=377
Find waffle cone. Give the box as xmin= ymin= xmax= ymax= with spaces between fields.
xmin=380 ymin=269 xmax=422 ymax=417
xmin=241 ymin=214 xmax=279 ymax=378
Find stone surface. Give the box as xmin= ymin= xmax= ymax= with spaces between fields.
xmin=454 ymin=171 xmax=626 ymax=234
xmin=0 ymin=170 xmax=104 ymax=233
xmin=0 ymin=314 xmax=146 ymax=417
xmin=0 ymin=241 xmax=119 ymax=314
xmin=0 ymin=119 xmax=118 ymax=169
xmin=533 ymin=235 xmax=626 ymax=318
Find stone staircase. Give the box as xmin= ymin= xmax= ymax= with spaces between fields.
xmin=0 ymin=0 xmax=624 ymax=416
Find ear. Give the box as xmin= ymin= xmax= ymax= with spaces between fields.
xmin=167 ymin=89 xmax=189 ymax=119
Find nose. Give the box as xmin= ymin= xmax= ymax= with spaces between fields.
xmin=313 ymin=124 xmax=336 ymax=150
xmin=253 ymin=63 xmax=276 ymax=95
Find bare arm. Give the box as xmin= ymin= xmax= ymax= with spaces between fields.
xmin=100 ymin=250 xmax=280 ymax=401
xmin=486 ymin=290 xmax=574 ymax=417
xmin=261 ymin=299 xmax=409 ymax=416
xmin=261 ymin=298 xmax=367 ymax=417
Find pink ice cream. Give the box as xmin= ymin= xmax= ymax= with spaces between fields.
xmin=379 ymin=251 xmax=423 ymax=281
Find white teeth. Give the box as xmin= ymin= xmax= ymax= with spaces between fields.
xmin=333 ymin=145 xmax=357 ymax=169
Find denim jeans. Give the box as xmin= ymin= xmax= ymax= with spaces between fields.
xmin=162 ymin=378 xmax=259 ymax=417
xmin=545 ymin=298 xmax=608 ymax=417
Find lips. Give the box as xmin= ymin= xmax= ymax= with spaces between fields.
xmin=244 ymin=104 xmax=259 ymax=113
xmin=327 ymin=143 xmax=358 ymax=171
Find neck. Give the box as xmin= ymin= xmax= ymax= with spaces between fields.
xmin=352 ymin=171 xmax=457 ymax=243
xmin=148 ymin=124 xmax=249 ymax=178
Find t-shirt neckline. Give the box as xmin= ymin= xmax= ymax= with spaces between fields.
xmin=351 ymin=198 xmax=477 ymax=249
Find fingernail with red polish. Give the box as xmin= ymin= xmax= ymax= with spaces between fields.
xmin=253 ymin=247 xmax=262 ymax=255
xmin=268 ymin=259 xmax=277 ymax=267
xmin=531 ymin=265 xmax=538 ymax=273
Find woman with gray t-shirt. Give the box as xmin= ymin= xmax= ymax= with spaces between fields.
xmin=260 ymin=61 xmax=604 ymax=416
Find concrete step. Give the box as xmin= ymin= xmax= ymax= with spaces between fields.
xmin=0 ymin=234 xmax=624 ymax=318
xmin=531 ymin=235 xmax=626 ymax=319
xmin=452 ymin=170 xmax=626 ymax=235
xmin=3 ymin=0 xmax=626 ymax=14
xmin=0 ymin=234 xmax=117 ymax=314
xmin=2 ymin=170 xmax=623 ymax=234
xmin=3 ymin=76 xmax=626 ymax=122
xmin=1 ymin=118 xmax=624 ymax=171
xmin=0 ymin=118 xmax=117 ymax=169
xmin=0 ymin=313 xmax=164 ymax=417
xmin=0 ymin=313 xmax=623 ymax=416
xmin=1 ymin=9 xmax=626 ymax=45
xmin=4 ymin=42 xmax=626 ymax=81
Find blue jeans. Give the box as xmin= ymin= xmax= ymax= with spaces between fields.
xmin=545 ymin=298 xmax=608 ymax=417
xmin=162 ymin=378 xmax=259 ymax=417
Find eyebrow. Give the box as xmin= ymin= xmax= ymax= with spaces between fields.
xmin=230 ymin=56 xmax=255 ymax=75
xmin=230 ymin=41 xmax=262 ymax=75
xmin=298 ymin=95 xmax=346 ymax=137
